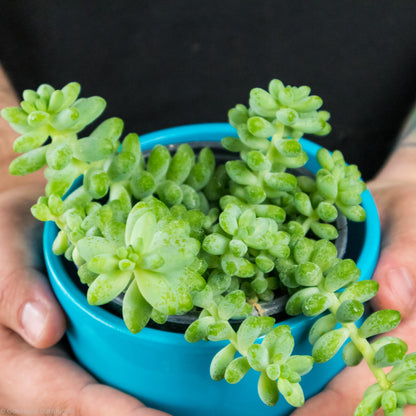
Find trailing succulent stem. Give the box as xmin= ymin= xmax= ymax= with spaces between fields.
xmin=3 ymin=79 xmax=414 ymax=415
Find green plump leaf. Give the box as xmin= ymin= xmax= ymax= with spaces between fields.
xmin=254 ymin=204 xmax=286 ymax=223
xmin=225 ymin=356 xmax=251 ymax=384
xmin=249 ymin=87 xmax=279 ymax=117
xmin=73 ymin=136 xmax=115 ymax=162
xmin=37 ymin=83 xmax=54 ymax=100
xmin=130 ymin=171 xmax=156 ymax=199
xmin=338 ymin=190 xmax=362 ymax=206
xmin=295 ymin=262 xmax=322 ymax=286
xmin=310 ymin=222 xmax=338 ymax=240
xmin=392 ymin=371 xmax=416 ymax=392
xmin=263 ymin=325 xmax=294 ymax=362
xmin=202 ymin=233 xmax=230 ymax=255
xmin=381 ymin=390 xmax=397 ymax=414
xmin=9 ymin=146 xmax=47 ymax=175
xmin=354 ymin=390 xmax=383 ymax=416
xmin=48 ymin=89 xmax=64 ymax=112
xmin=90 ymin=117 xmax=124 ymax=145
xmin=207 ymin=321 xmax=235 ymax=342
xmin=87 ymin=270 xmax=132 ymax=305
xmin=228 ymin=104 xmax=249 ymax=128
xmin=13 ymin=131 xmax=49 ymax=153
xmin=146 ymin=144 xmax=171 ymax=180
xmin=292 ymin=237 xmax=314 ymax=264
xmin=237 ymin=316 xmax=275 ymax=354
xmin=27 ymin=110 xmax=50 ymax=128
xmin=324 ymin=259 xmax=361 ymax=292
xmin=221 ymin=135 xmax=246 ymax=152
xmin=286 ymin=287 xmax=320 ymax=316
xmin=50 ymin=107 xmax=79 ymax=130
xmin=247 ymin=116 xmax=276 ymax=138
xmin=316 ymin=170 xmax=338 ymax=200
xmin=157 ymin=180 xmax=183 ymax=206
xmin=70 ymin=96 xmax=107 ymax=131
xmin=337 ymin=203 xmax=367 ymax=222
xmin=317 ymin=201 xmax=338 ymax=222
xmin=185 ymin=316 xmax=216 ymax=343
xmin=122 ymin=280 xmax=152 ymax=333
xmin=186 ymin=147 xmax=215 ymax=190
xmin=61 ymin=82 xmax=81 ymax=106
xmin=46 ymin=143 xmax=73 ymax=170
xmin=302 ymin=293 xmax=333 ymax=316
xmin=246 ymin=150 xmax=271 ymax=172
xmin=135 ymin=269 xmax=178 ymax=315
xmin=255 ymin=253 xmax=275 ymax=273
xmin=210 ymin=343 xmax=237 ymax=381
xmin=285 ymin=355 xmax=314 ymax=376
xmin=218 ymin=290 xmax=247 ymax=320
xmin=359 ymin=310 xmax=401 ymax=339
xmin=372 ymin=340 xmax=408 ymax=368
xmin=343 ymin=341 xmax=364 ymax=366
xmin=263 ymin=172 xmax=297 ymax=192
xmin=294 ymin=192 xmax=313 ymax=216
xmin=225 ymin=160 xmax=258 ymax=186
xmin=308 ymin=313 xmax=338 ymax=345
xmin=277 ymin=378 xmax=305 ymax=408
xmin=84 ymin=168 xmax=110 ymax=199
xmin=387 ymin=352 xmax=416 ymax=382
xmin=237 ymin=124 xmax=270 ymax=150
xmin=87 ymin=253 xmax=120 ymax=274
xmin=52 ymin=230 xmax=69 ymax=255
xmin=312 ymin=328 xmax=349 ymax=363
xmin=258 ymin=371 xmax=279 ymax=407
xmin=221 ymin=253 xmax=255 ymax=277
xmin=75 ymin=236 xmax=120 ymax=262
xmin=336 ymin=299 xmax=364 ymax=323
xmin=247 ymin=344 xmax=269 ymax=372
xmin=275 ymin=109 xmax=299 ymax=126
xmin=107 ymin=151 xmax=136 ymax=182
xmin=166 ymin=143 xmax=195 ymax=183
xmin=339 ymin=280 xmax=379 ymax=303
xmin=276 ymin=138 xmax=303 ymax=158
xmin=309 ymin=239 xmax=338 ymax=272
xmin=317 ymin=148 xmax=334 ymax=170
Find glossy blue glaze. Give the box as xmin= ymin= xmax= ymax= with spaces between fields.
xmin=44 ymin=123 xmax=380 ymax=416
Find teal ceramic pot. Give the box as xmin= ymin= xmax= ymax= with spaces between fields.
xmin=43 ymin=123 xmax=380 ymax=416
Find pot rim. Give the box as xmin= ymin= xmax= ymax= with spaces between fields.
xmin=43 ymin=122 xmax=380 ymax=345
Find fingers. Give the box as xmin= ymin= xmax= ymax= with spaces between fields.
xmin=0 ymin=326 xmax=170 ymax=416
xmin=292 ymin=180 xmax=416 ymax=416
xmin=0 ymin=186 xmax=66 ymax=348
xmin=368 ymin=181 xmax=416 ymax=322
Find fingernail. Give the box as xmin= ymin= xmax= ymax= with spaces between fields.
xmin=387 ymin=267 xmax=415 ymax=311
xmin=21 ymin=301 xmax=48 ymax=343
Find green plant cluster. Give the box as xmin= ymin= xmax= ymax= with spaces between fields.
xmin=3 ymin=80 xmax=415 ymax=416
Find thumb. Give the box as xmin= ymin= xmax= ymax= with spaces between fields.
xmin=369 ymin=180 xmax=416 ymax=325
xmin=0 ymin=185 xmax=66 ymax=348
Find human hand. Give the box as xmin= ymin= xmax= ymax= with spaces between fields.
xmin=0 ymin=185 xmax=171 ymax=416
xmin=291 ymin=146 xmax=416 ymax=415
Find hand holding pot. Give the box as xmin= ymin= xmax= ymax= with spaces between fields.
xmin=0 ymin=67 xmax=171 ymax=416
xmin=291 ymin=111 xmax=416 ymax=416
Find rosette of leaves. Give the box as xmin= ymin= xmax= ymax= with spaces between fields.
xmin=190 ymin=315 xmax=314 ymax=408
xmin=129 ymin=142 xmax=216 ymax=213
xmin=73 ymin=197 xmax=205 ymax=332
xmin=222 ymin=79 xmax=330 ymax=200
xmin=1 ymin=83 xmax=128 ymax=197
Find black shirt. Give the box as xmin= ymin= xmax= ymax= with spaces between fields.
xmin=1 ymin=0 xmax=416 ymax=179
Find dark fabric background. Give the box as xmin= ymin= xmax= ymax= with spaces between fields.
xmin=1 ymin=0 xmax=416 ymax=179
